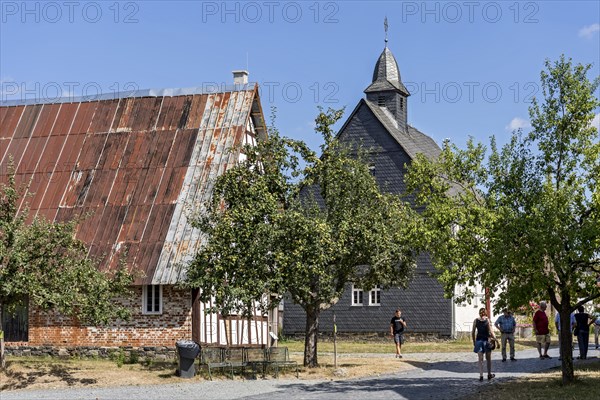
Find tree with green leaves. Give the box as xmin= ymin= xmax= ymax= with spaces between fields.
xmin=0 ymin=168 xmax=134 ymax=368
xmin=405 ymin=56 xmax=599 ymax=385
xmin=186 ymin=108 xmax=418 ymax=367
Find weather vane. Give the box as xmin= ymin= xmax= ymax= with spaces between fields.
xmin=384 ymin=16 xmax=388 ymax=45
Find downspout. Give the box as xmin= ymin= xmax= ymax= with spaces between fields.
xmin=451 ymin=293 xmax=456 ymax=339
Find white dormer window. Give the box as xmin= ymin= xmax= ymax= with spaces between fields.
xmin=351 ymin=285 xmax=363 ymax=306
xmin=369 ymin=285 xmax=381 ymax=306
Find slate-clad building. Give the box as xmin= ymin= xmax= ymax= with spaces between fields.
xmin=283 ymin=45 xmax=455 ymax=338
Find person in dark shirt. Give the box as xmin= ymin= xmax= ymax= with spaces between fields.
xmin=472 ymin=307 xmax=497 ymax=381
xmin=390 ymin=309 xmax=407 ymax=358
xmin=574 ymin=306 xmax=594 ymax=359
xmin=594 ymin=317 xmax=600 ymax=350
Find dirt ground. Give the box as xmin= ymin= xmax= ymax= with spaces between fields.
xmin=0 ymin=354 xmax=413 ymax=392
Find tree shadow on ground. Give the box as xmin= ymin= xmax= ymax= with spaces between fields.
xmin=139 ymin=360 xmax=180 ymax=379
xmin=401 ymin=354 xmax=563 ymax=375
xmin=243 ymin=351 xmax=578 ymax=400
xmin=141 ymin=360 xmax=177 ymax=372
xmin=245 ymin=375 xmax=494 ymax=400
xmin=0 ymin=362 xmax=97 ymax=391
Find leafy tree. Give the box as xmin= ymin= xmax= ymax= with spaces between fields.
xmin=0 ymin=168 xmax=134 ymax=368
xmin=405 ymin=56 xmax=599 ymax=385
xmin=186 ymin=109 xmax=418 ymax=367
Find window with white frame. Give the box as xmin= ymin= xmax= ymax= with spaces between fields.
xmin=351 ymin=285 xmax=363 ymax=306
xmin=143 ymin=285 xmax=162 ymax=314
xmin=369 ymin=285 xmax=381 ymax=306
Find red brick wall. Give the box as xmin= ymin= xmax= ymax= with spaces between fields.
xmin=13 ymin=286 xmax=192 ymax=347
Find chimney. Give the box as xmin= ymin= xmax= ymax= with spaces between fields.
xmin=232 ymin=70 xmax=249 ymax=85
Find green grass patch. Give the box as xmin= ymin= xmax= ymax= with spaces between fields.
xmin=280 ymin=337 xmax=541 ymax=354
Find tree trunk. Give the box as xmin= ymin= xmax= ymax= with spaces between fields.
xmin=303 ymin=305 xmax=320 ymax=367
xmin=559 ymin=294 xmax=575 ymax=385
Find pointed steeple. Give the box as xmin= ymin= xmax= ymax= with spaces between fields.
xmin=365 ymin=19 xmax=410 ymax=133
xmin=364 ymin=46 xmax=409 ymax=96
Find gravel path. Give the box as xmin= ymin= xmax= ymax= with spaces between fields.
xmin=2 ymin=346 xmax=597 ymax=400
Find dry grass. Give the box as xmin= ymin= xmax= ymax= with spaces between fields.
xmin=0 ymin=352 xmax=412 ymax=392
xmin=0 ymin=336 xmax=566 ymax=393
xmin=0 ymin=357 xmax=183 ymax=392
xmin=463 ymin=360 xmax=600 ymax=400
xmin=288 ymin=353 xmax=413 ymax=380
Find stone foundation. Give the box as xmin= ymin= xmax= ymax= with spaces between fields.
xmin=5 ymin=345 xmax=177 ymax=361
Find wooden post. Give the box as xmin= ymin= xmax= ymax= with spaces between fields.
xmin=191 ymin=289 xmax=201 ymax=344
xmin=485 ymin=287 xmax=491 ymax=318
xmin=333 ymin=313 xmax=337 ymax=369
xmin=1 ymin=330 xmax=5 ymax=370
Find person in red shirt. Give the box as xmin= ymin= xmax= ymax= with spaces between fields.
xmin=533 ymin=301 xmax=552 ymax=359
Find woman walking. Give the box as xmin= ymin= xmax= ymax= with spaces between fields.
xmin=472 ymin=307 xmax=497 ymax=381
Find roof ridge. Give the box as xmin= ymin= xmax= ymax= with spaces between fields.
xmin=363 ymin=99 xmax=441 ymax=161
xmin=0 ymin=83 xmax=257 ymax=107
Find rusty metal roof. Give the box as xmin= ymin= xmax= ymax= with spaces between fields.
xmin=0 ymin=85 xmax=266 ymax=285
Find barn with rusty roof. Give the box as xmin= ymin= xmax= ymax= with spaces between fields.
xmin=0 ymin=72 xmax=274 ymax=353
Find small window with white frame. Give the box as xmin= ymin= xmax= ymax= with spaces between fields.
xmin=351 ymin=285 xmax=363 ymax=306
xmin=369 ymin=285 xmax=381 ymax=306
xmin=143 ymin=285 xmax=162 ymax=315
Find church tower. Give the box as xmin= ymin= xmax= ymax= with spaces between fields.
xmin=364 ymin=20 xmax=410 ymax=133
xmin=283 ymin=20 xmax=454 ymax=340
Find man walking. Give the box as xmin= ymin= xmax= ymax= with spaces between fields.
xmin=390 ymin=309 xmax=407 ymax=358
xmin=495 ymin=309 xmax=516 ymax=361
xmin=533 ymin=301 xmax=551 ymax=359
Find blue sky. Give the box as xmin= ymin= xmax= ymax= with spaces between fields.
xmin=1 ymin=0 xmax=599 ymax=151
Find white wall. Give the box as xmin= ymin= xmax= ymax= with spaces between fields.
xmin=453 ymin=283 xmax=498 ymax=336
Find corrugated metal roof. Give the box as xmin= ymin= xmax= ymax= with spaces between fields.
xmin=0 ymin=85 xmax=266 ymax=285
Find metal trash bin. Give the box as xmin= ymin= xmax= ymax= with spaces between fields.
xmin=176 ymin=340 xmax=200 ymax=378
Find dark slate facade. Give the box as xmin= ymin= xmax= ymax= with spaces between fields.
xmin=282 ymin=44 xmax=454 ymax=337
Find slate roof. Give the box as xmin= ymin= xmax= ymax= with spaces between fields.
xmin=364 ymin=47 xmax=410 ymax=96
xmin=0 ymin=85 xmax=266 ymax=285
xmin=363 ymin=99 xmax=440 ymax=160
xmin=336 ymin=98 xmax=441 ymax=162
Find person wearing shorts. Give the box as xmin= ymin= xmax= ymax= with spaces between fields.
xmin=533 ymin=301 xmax=551 ymax=359
xmin=390 ymin=309 xmax=407 ymax=358
xmin=472 ymin=307 xmax=497 ymax=381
